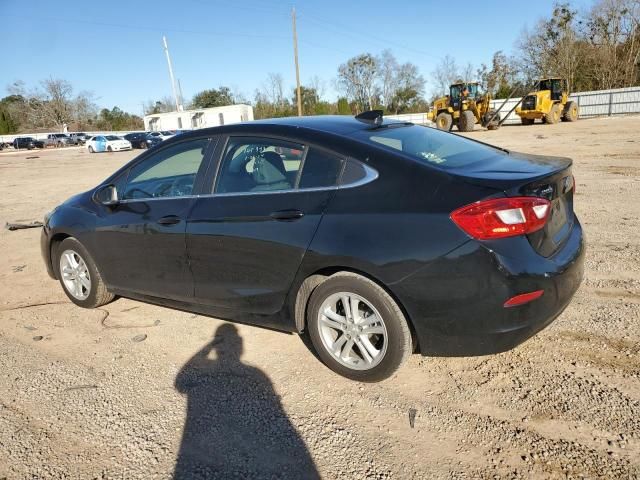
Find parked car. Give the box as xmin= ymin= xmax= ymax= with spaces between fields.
xmin=13 ymin=137 xmax=45 ymax=150
xmin=147 ymin=130 xmax=175 ymax=141
xmin=69 ymin=133 xmax=89 ymax=145
xmin=45 ymin=133 xmax=73 ymax=147
xmin=86 ymin=135 xmax=132 ymax=153
xmin=41 ymin=112 xmax=584 ymax=382
xmin=124 ymin=132 xmax=162 ymax=149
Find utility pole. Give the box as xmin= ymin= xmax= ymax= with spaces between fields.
xmin=162 ymin=35 xmax=181 ymax=112
xmin=177 ymin=79 xmax=185 ymax=111
xmin=292 ymin=7 xmax=302 ymax=116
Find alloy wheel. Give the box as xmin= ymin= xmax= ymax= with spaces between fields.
xmin=59 ymin=249 xmax=91 ymax=300
xmin=317 ymin=292 xmax=388 ymax=370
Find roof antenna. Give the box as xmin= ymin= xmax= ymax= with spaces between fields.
xmin=355 ymin=110 xmax=384 ymax=126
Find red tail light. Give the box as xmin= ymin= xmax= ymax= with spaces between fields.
xmin=504 ymin=290 xmax=544 ymax=307
xmin=450 ymin=197 xmax=551 ymax=240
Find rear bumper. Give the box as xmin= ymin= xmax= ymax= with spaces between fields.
xmin=392 ymin=218 xmax=585 ymax=356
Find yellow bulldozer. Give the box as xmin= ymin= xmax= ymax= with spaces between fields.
xmin=515 ymin=78 xmax=579 ymax=125
xmin=427 ymin=82 xmax=500 ymax=132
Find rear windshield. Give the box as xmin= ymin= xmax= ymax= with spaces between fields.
xmin=354 ymin=125 xmax=505 ymax=170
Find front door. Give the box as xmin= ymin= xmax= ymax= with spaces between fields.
xmin=186 ymin=137 xmax=344 ymax=317
xmin=91 ymin=137 xmax=214 ymax=301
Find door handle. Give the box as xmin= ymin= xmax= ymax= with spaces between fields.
xmin=270 ymin=209 xmax=304 ymax=221
xmin=157 ymin=215 xmax=181 ymax=225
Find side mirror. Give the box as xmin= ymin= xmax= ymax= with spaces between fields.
xmin=94 ymin=184 xmax=119 ymax=206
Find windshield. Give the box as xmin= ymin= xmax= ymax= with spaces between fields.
xmin=355 ymin=125 xmax=505 ymax=170
xmin=451 ymin=83 xmax=478 ymax=99
xmin=106 ymin=135 xmax=120 ymax=141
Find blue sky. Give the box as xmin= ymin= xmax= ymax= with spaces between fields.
xmin=1 ymin=0 xmax=592 ymax=114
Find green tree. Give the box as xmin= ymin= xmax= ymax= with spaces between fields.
xmin=337 ymin=97 xmax=351 ymax=115
xmin=191 ymin=87 xmax=235 ymax=109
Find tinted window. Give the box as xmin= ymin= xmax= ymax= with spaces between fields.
xmin=356 ymin=125 xmax=504 ymax=170
xmin=216 ymin=138 xmax=305 ymax=194
xmin=340 ymin=160 xmax=367 ymax=185
xmin=122 ymin=138 xmax=210 ymax=200
xmin=299 ymin=148 xmax=343 ymax=189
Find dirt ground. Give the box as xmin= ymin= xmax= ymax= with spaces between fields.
xmin=0 ymin=116 xmax=638 ymax=479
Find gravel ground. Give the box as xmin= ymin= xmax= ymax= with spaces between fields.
xmin=0 ymin=116 xmax=639 ymax=479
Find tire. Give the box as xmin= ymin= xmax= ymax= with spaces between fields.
xmin=457 ymin=110 xmax=475 ymax=132
xmin=563 ymin=101 xmax=579 ymax=122
xmin=88 ymin=146 xmax=94 ymax=153
xmin=521 ymin=117 xmax=535 ymax=125
xmin=544 ymin=103 xmax=561 ymax=124
xmin=484 ymin=110 xmax=500 ymax=130
xmin=107 ymin=146 xmax=113 ymax=152
xmin=54 ymin=238 xmax=114 ymax=308
xmin=435 ymin=112 xmax=453 ymax=131
xmin=307 ymin=272 xmax=412 ymax=382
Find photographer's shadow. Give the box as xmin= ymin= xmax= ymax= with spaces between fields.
xmin=174 ymin=323 xmax=319 ymax=479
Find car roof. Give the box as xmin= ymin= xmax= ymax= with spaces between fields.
xmin=250 ymin=115 xmax=406 ymax=134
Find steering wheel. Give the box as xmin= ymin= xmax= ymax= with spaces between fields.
xmin=169 ymin=177 xmax=193 ymax=197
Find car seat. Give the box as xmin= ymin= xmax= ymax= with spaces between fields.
xmin=251 ymin=151 xmax=291 ymax=191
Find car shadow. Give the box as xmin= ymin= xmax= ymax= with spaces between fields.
xmin=173 ymin=323 xmax=320 ymax=479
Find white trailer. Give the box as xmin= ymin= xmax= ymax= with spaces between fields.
xmin=144 ymin=104 xmax=253 ymax=131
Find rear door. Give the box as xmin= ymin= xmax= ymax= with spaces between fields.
xmin=186 ymin=136 xmax=344 ymax=316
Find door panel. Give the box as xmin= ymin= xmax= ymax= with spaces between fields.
xmin=94 ymin=198 xmax=194 ymax=300
xmin=186 ymin=190 xmax=335 ymax=314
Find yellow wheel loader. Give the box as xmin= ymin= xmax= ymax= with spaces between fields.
xmin=515 ymin=78 xmax=579 ymax=125
xmin=427 ymin=82 xmax=500 ymax=132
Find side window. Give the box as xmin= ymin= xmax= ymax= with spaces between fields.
xmin=340 ymin=159 xmax=376 ymax=186
xmin=299 ymin=148 xmax=343 ymax=189
xmin=216 ymin=137 xmax=305 ymax=194
xmin=122 ymin=138 xmax=210 ymax=200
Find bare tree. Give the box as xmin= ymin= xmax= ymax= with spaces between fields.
xmin=7 ymin=78 xmax=97 ymax=131
xmin=378 ymin=50 xmax=400 ymax=109
xmin=263 ymin=73 xmax=287 ymax=109
xmin=461 ymin=62 xmax=476 ymax=82
xmin=431 ymin=55 xmax=459 ymax=97
xmin=583 ymin=0 xmax=640 ymax=88
xmin=337 ymin=53 xmax=378 ymax=112
xmin=308 ymin=75 xmax=326 ymax=99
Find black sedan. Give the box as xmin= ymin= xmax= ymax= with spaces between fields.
xmin=124 ymin=132 xmax=163 ymax=149
xmin=13 ymin=137 xmax=45 ymax=150
xmin=40 ymin=112 xmax=584 ymax=381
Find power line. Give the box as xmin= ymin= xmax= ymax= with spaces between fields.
xmin=298 ymin=12 xmax=442 ymax=61
xmin=3 ymin=14 xmax=290 ymax=41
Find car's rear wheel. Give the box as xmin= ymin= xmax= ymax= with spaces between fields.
xmin=55 ymin=238 xmax=114 ymax=308
xmin=307 ymin=272 xmax=412 ymax=382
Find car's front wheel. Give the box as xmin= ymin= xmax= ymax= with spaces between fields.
xmin=55 ymin=237 xmax=114 ymax=308
xmin=307 ymin=272 xmax=412 ymax=382
xmin=88 ymin=146 xmax=94 ymax=153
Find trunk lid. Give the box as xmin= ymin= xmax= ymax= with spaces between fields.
xmin=449 ymin=151 xmax=575 ymax=257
